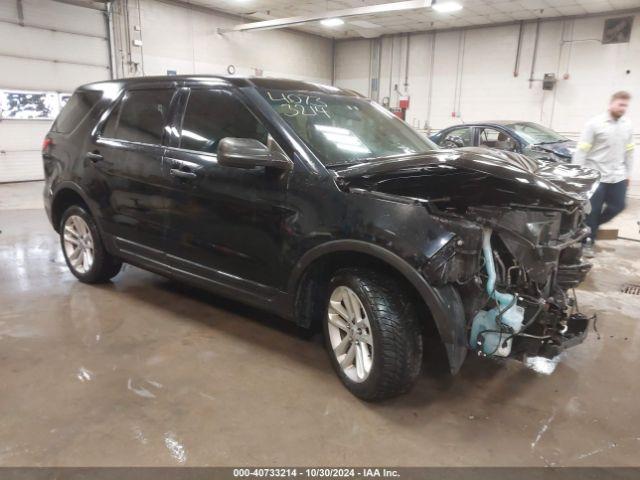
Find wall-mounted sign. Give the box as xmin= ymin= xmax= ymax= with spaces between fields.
xmin=0 ymin=90 xmax=72 ymax=120
xmin=542 ymin=73 xmax=557 ymax=91
xmin=603 ymin=16 xmax=633 ymax=44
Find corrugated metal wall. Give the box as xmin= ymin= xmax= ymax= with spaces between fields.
xmin=0 ymin=0 xmax=111 ymax=183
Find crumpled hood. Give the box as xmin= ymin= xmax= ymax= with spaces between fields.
xmin=530 ymin=140 xmax=577 ymax=160
xmin=332 ymin=147 xmax=600 ymax=204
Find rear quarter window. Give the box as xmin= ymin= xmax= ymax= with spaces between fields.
xmin=51 ymin=91 xmax=102 ymax=134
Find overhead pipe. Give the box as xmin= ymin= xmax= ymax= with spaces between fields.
xmin=388 ymin=36 xmax=394 ymax=104
xmin=331 ymin=39 xmax=336 ymax=86
xmin=451 ymin=30 xmax=465 ymax=119
xmin=529 ymin=19 xmax=541 ymax=88
xmin=105 ymin=1 xmax=116 ymax=79
xmin=369 ymin=37 xmax=382 ymax=102
xmin=425 ymin=31 xmax=436 ymax=131
xmin=404 ymin=33 xmax=410 ymax=91
xmin=513 ymin=20 xmax=524 ymax=77
xmin=16 ymin=0 xmax=24 ymax=26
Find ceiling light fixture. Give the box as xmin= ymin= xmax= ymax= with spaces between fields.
xmin=218 ymin=1 xmax=433 ymax=33
xmin=432 ymin=1 xmax=463 ymax=13
xmin=349 ymin=20 xmax=382 ymax=29
xmin=320 ymin=18 xmax=345 ymax=27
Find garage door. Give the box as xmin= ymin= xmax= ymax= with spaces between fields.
xmin=0 ymin=0 xmax=111 ymax=183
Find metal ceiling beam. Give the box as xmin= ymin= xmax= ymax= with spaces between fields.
xmin=218 ymin=0 xmax=433 ymax=34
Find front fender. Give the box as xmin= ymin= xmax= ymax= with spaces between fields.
xmin=289 ymin=240 xmax=468 ymax=374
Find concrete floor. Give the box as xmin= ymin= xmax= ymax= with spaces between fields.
xmin=1 ymin=181 xmax=639 ymax=467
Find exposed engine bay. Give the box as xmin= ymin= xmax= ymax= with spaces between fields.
xmin=335 ymin=147 xmax=600 ymax=364
xmin=444 ymin=209 xmax=591 ymax=361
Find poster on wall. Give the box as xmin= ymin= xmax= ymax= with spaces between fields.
xmin=0 ymin=90 xmax=60 ymax=120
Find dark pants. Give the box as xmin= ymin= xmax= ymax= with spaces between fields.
xmin=585 ymin=180 xmax=627 ymax=242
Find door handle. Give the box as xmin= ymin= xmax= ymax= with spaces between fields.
xmin=169 ymin=168 xmax=197 ymax=179
xmin=86 ymin=151 xmax=103 ymax=163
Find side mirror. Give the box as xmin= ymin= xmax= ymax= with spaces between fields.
xmin=217 ymin=137 xmax=292 ymax=171
xmin=442 ymin=135 xmax=465 ymax=148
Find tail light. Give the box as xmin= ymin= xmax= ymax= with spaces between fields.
xmin=42 ymin=137 xmax=53 ymax=155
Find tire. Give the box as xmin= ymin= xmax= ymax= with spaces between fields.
xmin=59 ymin=205 xmax=122 ymax=284
xmin=323 ymin=268 xmax=423 ymax=401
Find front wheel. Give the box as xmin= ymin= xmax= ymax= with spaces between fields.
xmin=324 ymin=269 xmax=423 ymax=401
xmin=60 ymin=205 xmax=122 ymax=283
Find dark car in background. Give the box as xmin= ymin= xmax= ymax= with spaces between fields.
xmin=430 ymin=121 xmax=577 ymax=162
xmin=44 ymin=76 xmax=596 ymax=400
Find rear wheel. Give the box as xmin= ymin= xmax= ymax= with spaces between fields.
xmin=324 ymin=268 xmax=423 ymax=401
xmin=60 ymin=205 xmax=122 ymax=283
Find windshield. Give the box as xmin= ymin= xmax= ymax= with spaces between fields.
xmin=260 ymin=89 xmax=438 ymax=166
xmin=505 ymin=122 xmax=567 ymax=145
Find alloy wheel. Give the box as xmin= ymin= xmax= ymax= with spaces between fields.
xmin=327 ymin=286 xmax=374 ymax=383
xmin=63 ymin=215 xmax=95 ymax=274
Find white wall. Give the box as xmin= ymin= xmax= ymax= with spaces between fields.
xmin=335 ymin=12 xmax=640 ymax=183
xmin=334 ymin=38 xmax=371 ymax=96
xmin=128 ymin=0 xmax=332 ymax=83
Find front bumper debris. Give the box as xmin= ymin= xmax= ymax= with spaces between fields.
xmin=514 ymin=313 xmax=591 ymax=359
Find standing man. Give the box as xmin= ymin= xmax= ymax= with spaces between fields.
xmin=573 ymin=91 xmax=635 ymax=257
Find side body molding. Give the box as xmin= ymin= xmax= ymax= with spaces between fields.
xmin=288 ymin=240 xmax=468 ymax=374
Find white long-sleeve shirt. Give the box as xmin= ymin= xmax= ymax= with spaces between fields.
xmin=572 ymin=112 xmax=635 ymax=183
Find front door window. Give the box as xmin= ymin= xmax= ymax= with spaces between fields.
xmin=478 ymin=128 xmax=517 ymax=151
xmin=179 ymin=89 xmax=268 ymax=154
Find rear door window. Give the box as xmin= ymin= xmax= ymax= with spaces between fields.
xmin=52 ymin=90 xmax=101 ymax=133
xmin=102 ymin=89 xmax=174 ymax=145
xmin=179 ymin=89 xmax=268 ymax=154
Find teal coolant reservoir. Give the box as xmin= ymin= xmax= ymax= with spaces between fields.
xmin=470 ymin=228 xmax=524 ymax=357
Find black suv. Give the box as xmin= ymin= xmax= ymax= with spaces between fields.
xmin=44 ymin=76 xmax=598 ymax=400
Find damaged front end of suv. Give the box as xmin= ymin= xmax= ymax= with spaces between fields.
xmin=333 ymin=146 xmax=600 ymax=371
